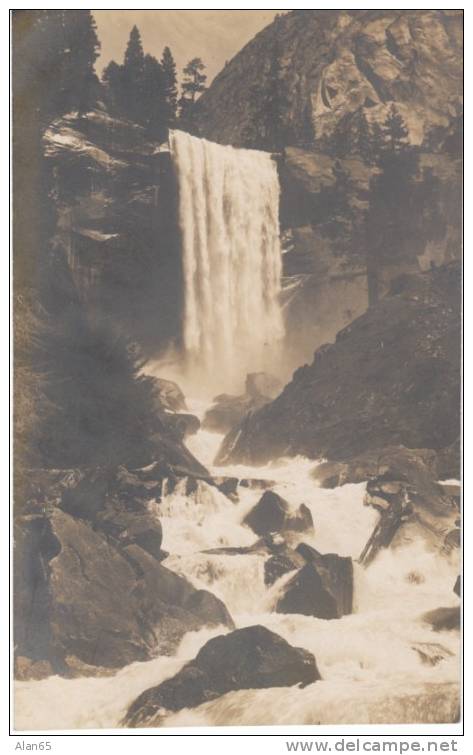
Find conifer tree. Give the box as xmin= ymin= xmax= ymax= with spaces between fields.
xmin=179 ymin=57 xmax=207 ymax=129
xmin=122 ymin=25 xmax=146 ymax=123
xmin=161 ymin=46 xmax=178 ymax=128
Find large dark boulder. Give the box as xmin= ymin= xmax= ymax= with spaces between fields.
xmin=124 ymin=625 xmax=320 ymax=727
xmin=276 ymin=545 xmax=353 ymax=619
xmin=14 ymin=509 xmax=234 ymax=678
xmin=243 ymin=490 xmax=314 ymax=537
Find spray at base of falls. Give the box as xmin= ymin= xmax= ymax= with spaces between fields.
xmin=169 ymin=130 xmax=285 ymax=393
xmin=15 ymin=410 xmax=460 ymax=730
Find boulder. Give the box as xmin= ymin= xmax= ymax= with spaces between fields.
xmin=295 ymin=543 xmax=354 ymax=617
xmin=422 ymin=607 xmax=460 ymax=632
xmin=14 ymin=509 xmax=234 ymax=678
xmin=243 ymin=491 xmax=313 ymax=537
xmin=203 ymin=392 xmax=268 ymax=434
xmin=243 ymin=491 xmax=288 ymax=536
xmin=276 ymin=544 xmax=354 ymax=619
xmin=124 ymin=625 xmax=320 ymax=727
xmin=276 ymin=563 xmax=338 ymax=619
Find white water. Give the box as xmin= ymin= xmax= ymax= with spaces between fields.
xmin=169 ymin=130 xmax=284 ymax=393
xmin=15 ymin=408 xmax=460 ymax=730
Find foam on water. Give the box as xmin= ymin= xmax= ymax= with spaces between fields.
xmin=15 ymin=414 xmax=460 ymax=730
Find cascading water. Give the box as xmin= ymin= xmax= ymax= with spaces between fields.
xmin=169 ymin=130 xmax=285 ymax=392
xmin=15 ymin=411 xmax=460 ymax=729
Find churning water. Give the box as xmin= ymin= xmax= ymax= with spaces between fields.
xmin=169 ymin=130 xmax=284 ymax=392
xmin=15 ymin=409 xmax=460 ymax=730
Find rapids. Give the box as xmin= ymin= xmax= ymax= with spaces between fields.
xmin=14 ymin=404 xmax=460 ymax=730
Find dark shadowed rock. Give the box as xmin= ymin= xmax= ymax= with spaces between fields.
xmin=243 ymin=491 xmax=313 ymax=538
xmin=422 ymin=607 xmax=460 ymax=632
xmin=124 ymin=625 xmax=320 ymax=727
xmin=276 ymin=563 xmax=339 ymax=619
xmin=276 ymin=543 xmax=354 ymax=619
xmin=454 ymin=576 xmax=461 ymax=597
xmin=243 ymin=491 xmax=289 ymax=536
xmin=14 ymin=509 xmax=233 ymax=678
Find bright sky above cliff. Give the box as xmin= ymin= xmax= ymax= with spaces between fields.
xmin=94 ymin=10 xmax=286 ymax=85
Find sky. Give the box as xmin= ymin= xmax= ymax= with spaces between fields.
xmin=93 ymin=10 xmax=285 ymax=86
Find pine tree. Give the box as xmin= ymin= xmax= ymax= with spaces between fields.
xmin=102 ymin=60 xmax=124 ymax=114
xmin=364 ymin=105 xmax=417 ymax=305
xmin=161 ymin=46 xmax=178 ymax=128
xmin=122 ymin=25 xmax=146 ymax=123
xmin=381 ymin=104 xmax=410 ymax=154
xmin=179 ymin=57 xmax=207 ymax=129
xmin=142 ymin=54 xmax=166 ymax=139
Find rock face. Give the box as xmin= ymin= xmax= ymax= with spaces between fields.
xmin=124 ymin=625 xmax=320 ymax=727
xmin=243 ymin=491 xmax=314 ymax=538
xmin=218 ymin=265 xmax=460 ymax=466
xmin=196 ymin=10 xmax=462 ymax=150
xmin=42 ymin=110 xmax=181 ymax=355
xmin=14 ymin=465 xmax=234 ymax=678
xmin=196 ymin=10 xmax=462 ymax=368
xmin=276 ymin=546 xmax=353 ymax=619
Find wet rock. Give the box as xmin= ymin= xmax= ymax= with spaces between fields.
xmin=124 ymin=625 xmax=320 ymax=727
xmin=276 ymin=562 xmax=341 ymax=619
xmin=243 ymin=491 xmax=313 ymax=537
xmin=183 ymin=590 xmax=235 ymax=631
xmin=14 ymin=509 xmax=234 ymax=676
xmin=422 ymin=606 xmax=460 ymax=632
xmin=264 ymin=551 xmax=305 ymax=586
xmin=243 ymin=491 xmax=288 ymax=536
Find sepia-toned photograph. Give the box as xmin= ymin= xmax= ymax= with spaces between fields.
xmin=12 ymin=8 xmax=462 ymax=732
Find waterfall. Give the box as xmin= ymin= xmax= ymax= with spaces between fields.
xmin=169 ymin=130 xmax=285 ymax=392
